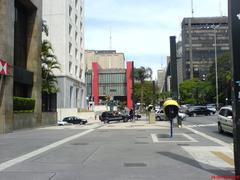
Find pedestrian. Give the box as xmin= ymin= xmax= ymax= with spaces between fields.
xmin=129 ymin=108 xmax=134 ymax=121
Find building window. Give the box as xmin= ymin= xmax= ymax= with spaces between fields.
xmin=69 ymin=42 xmax=72 ymax=55
xmin=80 ymin=37 xmax=83 ymax=46
xmin=75 ymin=15 xmax=78 ymax=25
xmin=69 ymin=24 xmax=72 ymax=37
xmin=69 ymin=6 xmax=72 ymax=18
xmin=69 ymin=61 xmax=72 ymax=74
xmin=75 ymin=0 xmax=79 ymax=9
xmin=80 ymin=6 xmax=83 ymax=16
xmin=80 ymin=22 xmax=83 ymax=31
xmin=70 ymin=86 xmax=73 ymax=107
xmin=75 ymin=48 xmax=78 ymax=59
xmin=75 ymin=65 xmax=78 ymax=76
xmin=76 ymin=88 xmax=79 ymax=107
xmin=75 ymin=31 xmax=78 ymax=42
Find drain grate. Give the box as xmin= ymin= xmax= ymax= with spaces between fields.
xmin=135 ymin=142 xmax=149 ymax=144
xmin=136 ymin=137 xmax=148 ymax=139
xmin=124 ymin=163 xmax=147 ymax=167
xmin=71 ymin=142 xmax=89 ymax=146
xmin=177 ymin=143 xmax=190 ymax=146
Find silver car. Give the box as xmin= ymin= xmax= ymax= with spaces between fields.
xmin=218 ymin=106 xmax=233 ymax=134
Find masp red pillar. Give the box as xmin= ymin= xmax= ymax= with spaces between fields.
xmin=126 ymin=61 xmax=133 ymax=109
xmin=92 ymin=62 xmax=99 ymax=105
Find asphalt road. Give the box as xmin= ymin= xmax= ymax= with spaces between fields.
xmin=0 ymin=117 xmax=234 ymax=180
xmin=183 ymin=114 xmax=233 ymax=144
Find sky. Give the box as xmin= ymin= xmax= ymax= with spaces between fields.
xmin=85 ymin=0 xmax=228 ymax=78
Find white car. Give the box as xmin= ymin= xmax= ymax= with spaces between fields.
xmin=207 ymin=106 xmax=217 ymax=113
xmin=218 ymin=106 xmax=233 ymax=134
xmin=57 ymin=120 xmax=69 ymax=126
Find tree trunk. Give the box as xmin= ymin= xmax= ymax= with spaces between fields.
xmin=140 ymin=82 xmax=144 ymax=112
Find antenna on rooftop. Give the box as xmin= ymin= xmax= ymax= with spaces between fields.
xmin=109 ymin=28 xmax=112 ymax=50
xmin=219 ymin=0 xmax=223 ymax=16
xmin=191 ymin=0 xmax=194 ymax=17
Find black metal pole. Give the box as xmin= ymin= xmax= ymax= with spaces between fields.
xmin=228 ymin=0 xmax=240 ymax=175
xmin=170 ymin=36 xmax=178 ymax=100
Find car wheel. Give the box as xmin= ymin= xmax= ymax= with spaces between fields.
xmin=123 ymin=117 xmax=128 ymax=122
xmin=156 ymin=116 xmax=161 ymax=121
xmin=218 ymin=122 xmax=223 ymax=133
xmin=193 ymin=113 xmax=197 ymax=117
xmin=209 ymin=112 xmax=213 ymax=116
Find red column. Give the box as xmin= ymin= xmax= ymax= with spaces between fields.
xmin=126 ymin=61 xmax=133 ymax=109
xmin=92 ymin=62 xmax=99 ymax=105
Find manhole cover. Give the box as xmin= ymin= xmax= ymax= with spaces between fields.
xmin=124 ymin=163 xmax=147 ymax=167
xmin=97 ymin=130 xmax=108 ymax=132
xmin=177 ymin=143 xmax=190 ymax=146
xmin=71 ymin=143 xmax=89 ymax=146
xmin=135 ymin=142 xmax=149 ymax=144
xmin=136 ymin=137 xmax=148 ymax=139
xmin=185 ymin=132 xmax=195 ymax=134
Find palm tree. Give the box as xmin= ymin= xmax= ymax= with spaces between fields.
xmin=134 ymin=66 xmax=152 ymax=110
xmin=41 ymin=21 xmax=60 ymax=94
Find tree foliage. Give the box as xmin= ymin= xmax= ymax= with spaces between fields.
xmin=208 ymin=53 xmax=232 ymax=104
xmin=134 ymin=81 xmax=160 ymax=106
xmin=179 ymin=79 xmax=214 ymax=105
xmin=41 ymin=21 xmax=60 ymax=94
xmin=134 ymin=66 xmax=152 ymax=107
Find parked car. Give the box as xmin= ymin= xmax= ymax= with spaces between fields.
xmin=155 ymin=109 xmax=166 ymax=121
xmin=99 ymin=111 xmax=128 ymax=123
xmin=58 ymin=116 xmax=87 ymax=125
xmin=206 ymin=104 xmax=217 ymax=113
xmin=186 ymin=106 xmax=215 ymax=117
xmin=218 ymin=106 xmax=233 ymax=134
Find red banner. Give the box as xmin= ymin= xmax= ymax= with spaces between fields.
xmin=0 ymin=59 xmax=9 ymax=75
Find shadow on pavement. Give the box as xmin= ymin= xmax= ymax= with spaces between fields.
xmin=157 ymin=151 xmax=234 ymax=176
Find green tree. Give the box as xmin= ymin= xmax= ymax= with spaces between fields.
xmin=179 ymin=79 xmax=214 ymax=105
xmin=134 ymin=81 xmax=160 ymax=107
xmin=134 ymin=66 xmax=152 ymax=108
xmin=208 ymin=53 xmax=232 ymax=104
xmin=41 ymin=21 xmax=60 ymax=94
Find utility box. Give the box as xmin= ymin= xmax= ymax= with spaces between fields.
xmin=149 ymin=112 xmax=156 ymax=124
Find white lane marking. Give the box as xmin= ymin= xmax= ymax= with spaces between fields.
xmin=183 ymin=125 xmax=230 ymax=147
xmin=151 ymin=134 xmax=159 ymax=143
xmin=0 ymin=129 xmax=95 ymax=172
xmin=151 ymin=133 xmax=198 ymax=143
xmin=186 ymin=123 xmax=217 ymax=128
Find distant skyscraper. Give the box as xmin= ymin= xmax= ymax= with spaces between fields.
xmin=43 ymin=0 xmax=86 ymax=109
xmin=182 ymin=17 xmax=229 ymax=80
xmin=157 ymin=69 xmax=165 ymax=93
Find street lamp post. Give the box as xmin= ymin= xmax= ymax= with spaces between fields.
xmin=214 ymin=27 xmax=219 ymax=109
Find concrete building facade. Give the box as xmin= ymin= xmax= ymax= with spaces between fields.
xmin=0 ymin=0 xmax=42 ymax=133
xmin=157 ymin=69 xmax=165 ymax=93
xmin=85 ymin=50 xmax=125 ymax=70
xmin=43 ymin=0 xmax=86 ymax=110
xmin=182 ymin=17 xmax=229 ymax=80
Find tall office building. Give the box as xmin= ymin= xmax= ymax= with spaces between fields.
xmin=0 ymin=0 xmax=42 ymax=133
xmin=43 ymin=0 xmax=86 ymax=109
xmin=182 ymin=17 xmax=229 ymax=80
xmin=157 ymin=69 xmax=165 ymax=93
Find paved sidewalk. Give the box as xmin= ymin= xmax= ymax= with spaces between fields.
xmin=0 ymin=119 xmax=235 ymax=180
